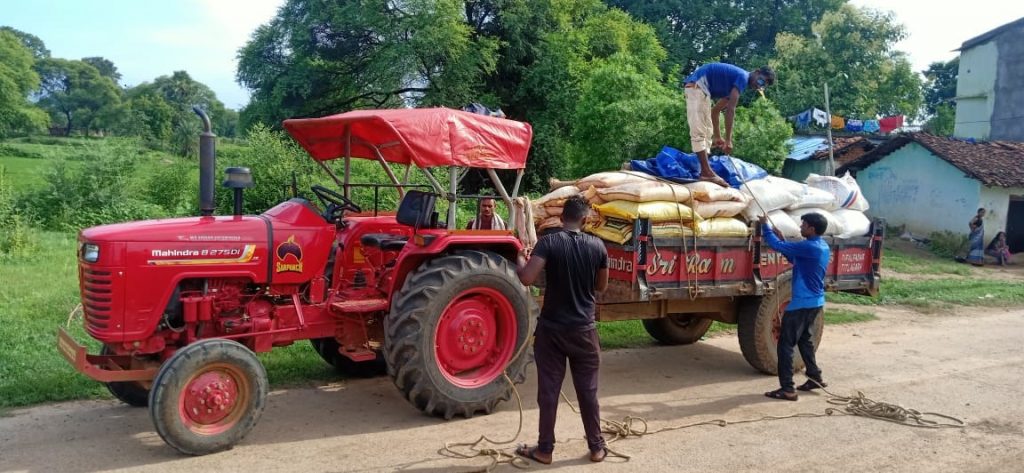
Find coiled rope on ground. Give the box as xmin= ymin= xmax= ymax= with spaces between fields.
xmin=439 ymin=376 xmax=965 ymax=472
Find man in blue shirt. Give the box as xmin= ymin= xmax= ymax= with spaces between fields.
xmin=684 ymin=63 xmax=775 ymax=187
xmin=759 ymin=212 xmax=830 ymax=401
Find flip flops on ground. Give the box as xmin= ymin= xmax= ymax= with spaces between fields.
xmin=764 ymin=388 xmax=798 ymax=401
xmin=515 ymin=444 xmax=552 ymax=465
xmin=797 ymin=379 xmax=827 ymax=391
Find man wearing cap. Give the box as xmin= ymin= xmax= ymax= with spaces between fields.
xmin=683 ymin=63 xmax=775 ymax=186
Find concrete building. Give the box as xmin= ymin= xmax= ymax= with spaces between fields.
xmin=954 ymin=17 xmax=1024 ymax=140
xmin=838 ymin=133 xmax=1024 ymax=252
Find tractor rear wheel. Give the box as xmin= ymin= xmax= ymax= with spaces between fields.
xmin=385 ymin=250 xmax=536 ymax=419
xmin=310 ymin=338 xmax=386 ymax=378
xmin=642 ymin=315 xmax=714 ymax=345
xmin=737 ymin=272 xmax=824 ymax=375
xmin=149 ymin=339 xmax=268 ymax=455
xmin=101 ymin=346 xmax=151 ymax=407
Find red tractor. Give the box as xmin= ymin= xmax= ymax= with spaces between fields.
xmin=58 ymin=108 xmax=537 ymax=455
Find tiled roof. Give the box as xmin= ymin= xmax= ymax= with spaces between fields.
xmin=837 ymin=133 xmax=1024 ymax=188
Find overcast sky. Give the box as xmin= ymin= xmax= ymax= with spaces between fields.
xmin=4 ymin=0 xmax=1024 ymax=110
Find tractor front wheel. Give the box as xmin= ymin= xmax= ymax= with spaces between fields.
xmin=148 ymin=339 xmax=268 ymax=455
xmin=385 ymin=250 xmax=536 ymax=419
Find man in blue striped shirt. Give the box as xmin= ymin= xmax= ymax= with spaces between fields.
xmin=760 ymin=212 xmax=830 ymax=401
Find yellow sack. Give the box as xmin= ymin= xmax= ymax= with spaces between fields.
xmin=692 ymin=199 xmax=748 ymax=219
xmin=585 ymin=217 xmax=633 ymax=244
xmin=698 ymin=218 xmax=750 ymax=237
xmin=594 ymin=200 xmax=697 ymax=223
xmin=651 ymin=222 xmax=696 ymax=238
xmin=597 ymin=181 xmax=692 ymax=203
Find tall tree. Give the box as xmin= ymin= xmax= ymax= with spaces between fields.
xmin=130 ymin=71 xmax=235 ymax=154
xmin=237 ymin=0 xmax=498 ymax=127
xmin=0 ymin=26 xmax=50 ymax=59
xmin=606 ymin=0 xmax=845 ymax=72
xmin=769 ymin=4 xmax=923 ymax=120
xmin=922 ymin=57 xmax=958 ymax=115
xmin=82 ymin=57 xmax=122 ymax=84
xmin=0 ymin=30 xmax=49 ymax=136
xmin=34 ymin=58 xmax=121 ymax=136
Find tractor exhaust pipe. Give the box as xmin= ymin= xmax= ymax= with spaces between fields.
xmin=193 ymin=106 xmax=216 ymax=216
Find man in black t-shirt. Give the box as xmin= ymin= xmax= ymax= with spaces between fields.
xmin=515 ymin=194 xmax=610 ymax=464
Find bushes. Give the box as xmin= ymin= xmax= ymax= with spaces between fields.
xmin=0 ymin=166 xmax=39 ymax=258
xmin=928 ymin=230 xmax=968 ymax=258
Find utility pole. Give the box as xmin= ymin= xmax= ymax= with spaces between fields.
xmin=824 ymin=82 xmax=835 ymax=175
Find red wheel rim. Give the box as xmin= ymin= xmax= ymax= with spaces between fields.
xmin=771 ymin=298 xmax=790 ymax=344
xmin=434 ymin=287 xmax=518 ymax=388
xmin=178 ymin=364 xmax=250 ymax=435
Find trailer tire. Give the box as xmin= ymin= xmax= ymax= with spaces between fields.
xmin=310 ymin=338 xmax=386 ymax=378
xmin=642 ymin=315 xmax=714 ymax=345
xmin=385 ymin=250 xmax=536 ymax=420
xmin=737 ymin=271 xmax=823 ymax=375
xmin=101 ymin=346 xmax=151 ymax=407
xmin=149 ymin=339 xmax=267 ymax=455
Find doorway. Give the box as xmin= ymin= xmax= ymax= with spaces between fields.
xmin=1006 ymin=197 xmax=1024 ymax=253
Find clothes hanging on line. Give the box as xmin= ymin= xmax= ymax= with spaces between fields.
xmin=879 ymin=115 xmax=904 ymax=134
xmin=862 ymin=119 xmax=881 ymax=133
xmin=812 ymin=108 xmax=829 ymax=127
xmin=831 ymin=115 xmax=845 ymax=130
xmin=845 ymin=119 xmax=864 ymax=132
xmin=795 ymin=110 xmax=812 ymax=129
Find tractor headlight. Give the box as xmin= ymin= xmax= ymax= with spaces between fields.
xmin=81 ymin=243 xmax=100 ymax=263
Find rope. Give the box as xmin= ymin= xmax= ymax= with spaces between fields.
xmin=441 ymin=376 xmax=964 ymax=471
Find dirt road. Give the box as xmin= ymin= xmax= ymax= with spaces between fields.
xmin=3 ymin=306 xmax=1022 ymax=473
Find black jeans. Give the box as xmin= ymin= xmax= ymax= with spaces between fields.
xmin=533 ymin=327 xmax=606 ymax=454
xmin=777 ymin=307 xmax=823 ymax=392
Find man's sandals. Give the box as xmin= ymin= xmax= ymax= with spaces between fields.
xmin=515 ymin=444 xmax=610 ymax=464
xmin=797 ymin=379 xmax=827 ymax=391
xmin=764 ymin=388 xmax=798 ymax=401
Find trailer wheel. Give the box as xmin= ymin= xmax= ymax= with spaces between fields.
xmin=310 ymin=338 xmax=386 ymax=378
xmin=642 ymin=315 xmax=714 ymax=345
xmin=385 ymin=250 xmax=536 ymax=419
xmin=737 ymin=271 xmax=823 ymax=375
xmin=149 ymin=339 xmax=268 ymax=455
xmin=101 ymin=346 xmax=151 ymax=407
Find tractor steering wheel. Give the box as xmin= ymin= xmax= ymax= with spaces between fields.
xmin=311 ymin=185 xmax=362 ymax=222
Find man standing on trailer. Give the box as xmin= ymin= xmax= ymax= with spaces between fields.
xmin=759 ymin=213 xmax=830 ymax=401
xmin=683 ymin=63 xmax=775 ymax=186
xmin=515 ymin=194 xmax=610 ymax=463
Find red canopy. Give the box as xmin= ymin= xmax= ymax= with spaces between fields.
xmin=283 ymin=108 xmax=533 ymax=170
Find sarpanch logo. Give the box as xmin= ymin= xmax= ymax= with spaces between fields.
xmin=275 ymin=235 xmax=304 ymax=273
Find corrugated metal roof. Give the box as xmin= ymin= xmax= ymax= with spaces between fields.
xmin=787 ymin=136 xmax=828 ymax=161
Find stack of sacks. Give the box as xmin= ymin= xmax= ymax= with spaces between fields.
xmin=739 ymin=172 xmax=871 ymax=239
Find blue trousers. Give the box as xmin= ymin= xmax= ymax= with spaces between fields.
xmin=777 ymin=307 xmax=823 ymax=392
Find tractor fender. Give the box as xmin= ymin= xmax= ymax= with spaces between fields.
xmin=386 ymin=234 xmax=523 ymax=297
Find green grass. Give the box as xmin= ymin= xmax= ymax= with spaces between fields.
xmin=0 ymin=157 xmax=48 ymax=193
xmin=828 ymin=278 xmax=1024 ymax=309
xmin=883 ymin=246 xmax=971 ymax=276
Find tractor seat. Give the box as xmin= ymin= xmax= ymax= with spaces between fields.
xmin=360 ymin=233 xmax=409 ymax=252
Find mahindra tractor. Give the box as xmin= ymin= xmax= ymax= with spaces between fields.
xmin=58 ymin=108 xmax=537 ymax=455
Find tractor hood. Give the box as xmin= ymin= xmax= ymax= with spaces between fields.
xmin=80 ymin=216 xmax=267 ymax=243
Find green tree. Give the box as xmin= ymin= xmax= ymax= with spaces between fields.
xmin=34 ymin=58 xmax=122 ymax=136
xmin=0 ymin=26 xmax=50 ymax=59
xmin=769 ymin=5 xmax=923 ymax=120
xmin=82 ymin=56 xmax=122 ymax=84
xmin=731 ymin=98 xmax=793 ymax=173
xmin=237 ymin=0 xmax=498 ymax=127
xmin=117 ymin=90 xmax=175 ymax=146
xmin=606 ymin=0 xmax=845 ymax=72
xmin=922 ymin=57 xmax=958 ymax=115
xmin=0 ymin=30 xmax=49 ymax=136
xmin=130 ymin=71 xmax=235 ymax=154
xmin=923 ymin=103 xmax=955 ymax=136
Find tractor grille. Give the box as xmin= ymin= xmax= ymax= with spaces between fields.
xmin=80 ymin=266 xmax=114 ymax=332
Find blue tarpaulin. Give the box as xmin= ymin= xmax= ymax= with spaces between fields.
xmin=630 ymin=146 xmax=768 ymax=188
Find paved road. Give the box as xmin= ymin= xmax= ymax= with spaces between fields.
xmin=2 ymin=306 xmax=1022 ymax=472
